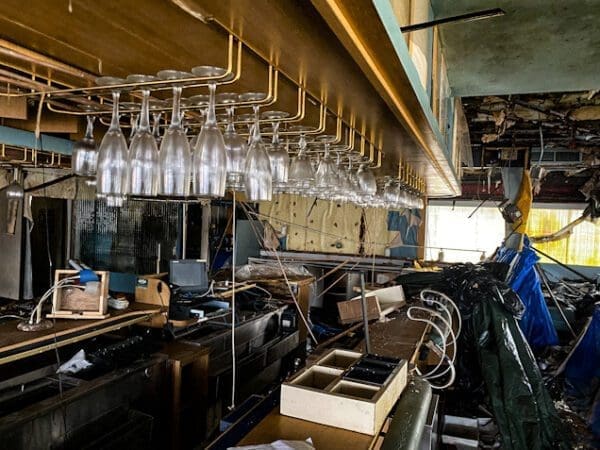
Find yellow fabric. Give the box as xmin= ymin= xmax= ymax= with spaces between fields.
xmin=526 ymin=208 xmax=600 ymax=266
xmin=513 ymin=170 xmax=532 ymax=234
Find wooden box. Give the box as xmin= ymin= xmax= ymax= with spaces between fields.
xmin=47 ymin=269 xmax=110 ymax=320
xmin=280 ymin=349 xmax=408 ymax=435
xmin=337 ymin=295 xmax=381 ymax=324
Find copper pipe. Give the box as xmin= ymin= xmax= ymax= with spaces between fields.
xmin=0 ymin=38 xmax=96 ymax=82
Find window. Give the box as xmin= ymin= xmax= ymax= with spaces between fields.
xmin=426 ymin=202 xmax=600 ymax=266
xmin=526 ymin=204 xmax=600 ymax=267
xmin=426 ymin=202 xmax=505 ymax=263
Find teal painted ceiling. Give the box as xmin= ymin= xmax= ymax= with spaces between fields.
xmin=430 ymin=0 xmax=600 ymax=96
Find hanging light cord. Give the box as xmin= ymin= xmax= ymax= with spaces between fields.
xmin=229 ymin=191 xmax=237 ymax=410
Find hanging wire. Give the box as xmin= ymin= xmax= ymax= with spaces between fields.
xmin=229 ymin=191 xmax=237 ymax=410
xmin=238 ymin=201 xmax=319 ymax=344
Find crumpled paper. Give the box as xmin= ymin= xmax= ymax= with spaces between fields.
xmin=57 ymin=349 xmax=92 ymax=374
xmin=228 ymin=438 xmax=314 ymax=450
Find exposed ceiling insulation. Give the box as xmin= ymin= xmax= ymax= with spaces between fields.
xmin=463 ymin=91 xmax=600 ymax=155
xmin=460 ymin=91 xmax=600 ymax=202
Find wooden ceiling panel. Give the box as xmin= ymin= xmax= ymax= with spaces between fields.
xmin=0 ymin=0 xmax=459 ymax=196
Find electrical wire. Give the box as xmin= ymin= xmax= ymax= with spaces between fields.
xmin=28 ymin=275 xmax=81 ymax=323
xmin=407 ymin=310 xmax=448 ymax=378
xmin=410 ymin=308 xmax=456 ymax=380
xmin=408 ymin=289 xmax=461 ymax=389
xmin=37 ymin=128 xmax=69 ymax=438
xmin=245 ymin=209 xmax=485 ymax=254
xmin=229 ymin=190 xmax=237 ymax=411
xmin=427 ymin=356 xmax=456 ymax=390
xmin=248 ymin=284 xmax=273 ymax=303
xmin=238 ymin=201 xmax=319 ymax=344
xmin=419 ymin=289 xmax=462 ymax=339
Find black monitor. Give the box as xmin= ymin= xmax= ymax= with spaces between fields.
xmin=169 ymin=259 xmax=208 ymax=292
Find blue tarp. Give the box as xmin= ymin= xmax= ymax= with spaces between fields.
xmin=565 ymin=305 xmax=600 ymax=395
xmin=565 ymin=305 xmax=600 ymax=440
xmin=496 ymin=237 xmax=559 ymax=348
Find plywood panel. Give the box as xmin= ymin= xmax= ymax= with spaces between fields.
xmin=363 ymin=207 xmax=389 ymax=256
xmin=260 ymin=194 xmax=362 ymax=254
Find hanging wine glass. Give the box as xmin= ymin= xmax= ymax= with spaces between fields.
xmin=96 ymin=90 xmax=129 ymax=207
xmin=192 ymin=81 xmax=227 ymax=197
xmin=218 ymin=93 xmax=247 ymax=191
xmin=383 ymin=177 xmax=399 ymax=209
xmin=151 ymin=111 xmax=162 ymax=146
xmin=288 ymin=126 xmax=315 ymax=196
xmin=244 ymin=104 xmax=272 ymax=201
xmin=159 ymin=86 xmax=191 ymax=197
xmin=263 ymin=111 xmax=290 ymax=194
xmin=129 ymin=90 xmax=159 ymax=196
xmin=331 ymin=150 xmax=348 ymax=202
xmin=188 ymin=94 xmax=208 ymax=150
xmin=128 ymin=112 xmax=139 ymax=143
xmin=357 ymin=162 xmax=377 ymax=200
xmin=72 ymin=115 xmax=98 ymax=178
xmin=314 ymin=135 xmax=339 ymax=199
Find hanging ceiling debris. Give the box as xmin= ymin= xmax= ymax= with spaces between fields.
xmin=459 ymin=91 xmax=600 ymax=202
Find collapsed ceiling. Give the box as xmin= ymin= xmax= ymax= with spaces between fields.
xmin=460 ymin=91 xmax=600 ymax=202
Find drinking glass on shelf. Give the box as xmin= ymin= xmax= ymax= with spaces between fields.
xmin=244 ymin=105 xmax=272 ymax=201
xmin=72 ymin=115 xmax=98 ymax=178
xmin=159 ymin=86 xmax=191 ymax=196
xmin=129 ymin=90 xmax=159 ymax=196
xmin=96 ymin=90 xmax=130 ymax=207
xmin=192 ymin=82 xmax=227 ymax=197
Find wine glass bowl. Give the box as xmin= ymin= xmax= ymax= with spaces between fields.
xmin=129 ymin=90 xmax=159 ymax=196
xmin=220 ymin=94 xmax=247 ymax=191
xmin=193 ymin=82 xmax=227 ymax=197
xmin=72 ymin=115 xmax=98 ymax=178
xmin=262 ymin=110 xmax=290 ymax=194
xmin=95 ymin=90 xmax=130 ymax=207
xmin=159 ymin=86 xmax=191 ymax=197
xmin=191 ymin=65 xmax=228 ymax=79
xmin=244 ymin=105 xmax=272 ymax=201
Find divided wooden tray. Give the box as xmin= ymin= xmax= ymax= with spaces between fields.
xmin=281 ymin=349 xmax=408 ymax=435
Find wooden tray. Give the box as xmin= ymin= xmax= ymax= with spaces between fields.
xmin=280 ymin=349 xmax=407 ymax=435
xmin=47 ymin=269 xmax=110 ymax=320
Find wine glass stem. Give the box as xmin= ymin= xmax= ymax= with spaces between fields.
xmin=206 ymin=82 xmax=217 ymax=124
xmin=171 ymin=86 xmax=182 ymax=128
xmin=85 ymin=115 xmax=95 ymax=139
xmin=226 ymin=105 xmax=235 ymax=133
xmin=271 ymin=121 xmax=280 ymax=145
xmin=139 ymin=90 xmax=150 ymax=131
xmin=298 ymin=133 xmax=306 ymax=156
xmin=110 ymin=91 xmax=120 ymax=131
xmin=252 ymin=105 xmax=260 ymax=142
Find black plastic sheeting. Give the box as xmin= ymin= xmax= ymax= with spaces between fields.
xmin=395 ymin=263 xmax=570 ymax=449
